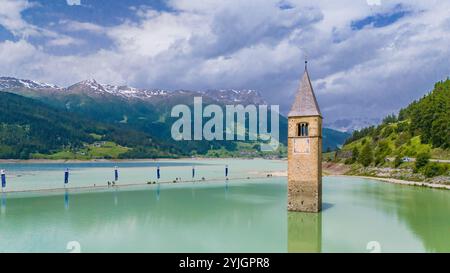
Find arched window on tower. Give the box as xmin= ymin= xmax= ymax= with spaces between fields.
xmin=297 ymin=123 xmax=309 ymax=137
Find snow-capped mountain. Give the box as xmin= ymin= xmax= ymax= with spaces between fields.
xmin=67 ymin=79 xmax=107 ymax=93
xmin=66 ymin=79 xmax=166 ymax=99
xmin=206 ymin=89 xmax=266 ymax=104
xmin=0 ymin=76 xmax=267 ymax=105
xmin=0 ymin=77 xmax=60 ymax=90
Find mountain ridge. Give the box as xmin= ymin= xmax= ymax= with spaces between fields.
xmin=0 ymin=76 xmax=350 ymax=159
xmin=1 ymin=76 xmax=266 ymax=105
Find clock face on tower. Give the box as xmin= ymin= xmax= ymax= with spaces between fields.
xmin=293 ymin=138 xmax=310 ymax=154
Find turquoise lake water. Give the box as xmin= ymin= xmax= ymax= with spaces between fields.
xmin=0 ymin=159 xmax=449 ymax=253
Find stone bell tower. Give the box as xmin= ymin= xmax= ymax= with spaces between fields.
xmin=288 ymin=61 xmax=322 ymax=213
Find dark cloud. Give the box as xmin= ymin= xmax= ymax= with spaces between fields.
xmin=1 ymin=0 xmax=450 ymax=131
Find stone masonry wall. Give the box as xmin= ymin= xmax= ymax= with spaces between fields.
xmin=288 ymin=116 xmax=322 ymax=212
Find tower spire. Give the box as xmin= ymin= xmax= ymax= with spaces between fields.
xmin=288 ymin=60 xmax=321 ymax=117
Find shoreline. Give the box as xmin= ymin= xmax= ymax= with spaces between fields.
xmin=330 ymin=175 xmax=450 ymax=190
xmin=320 ymin=162 xmax=449 ymax=190
xmin=263 ymin=169 xmax=450 ymax=190
xmin=0 ymin=157 xmax=285 ymax=164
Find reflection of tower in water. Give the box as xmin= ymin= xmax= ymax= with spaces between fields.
xmin=288 ymin=212 xmax=322 ymax=253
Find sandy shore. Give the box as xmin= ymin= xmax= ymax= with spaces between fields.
xmin=320 ymin=162 xmax=449 ymax=190
xmin=328 ymin=175 xmax=450 ymax=190
xmin=261 ymin=168 xmax=450 ymax=190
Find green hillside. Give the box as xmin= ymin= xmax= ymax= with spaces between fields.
xmin=0 ymin=92 xmax=283 ymax=159
xmin=338 ymin=78 xmax=450 ymax=178
xmin=15 ymin=91 xmax=257 ymax=156
xmin=0 ymin=92 xmax=178 ymax=159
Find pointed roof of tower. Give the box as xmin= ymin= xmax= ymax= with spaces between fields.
xmin=288 ymin=63 xmax=321 ymax=117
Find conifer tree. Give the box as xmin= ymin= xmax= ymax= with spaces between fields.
xmin=358 ymin=143 xmax=373 ymax=167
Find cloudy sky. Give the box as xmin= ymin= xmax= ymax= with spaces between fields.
xmin=0 ymin=0 xmax=449 ymax=130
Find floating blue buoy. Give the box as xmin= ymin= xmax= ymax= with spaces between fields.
xmin=64 ymin=168 xmax=69 ymax=185
xmin=1 ymin=170 xmax=6 ymax=190
xmin=114 ymin=166 xmax=119 ymax=181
